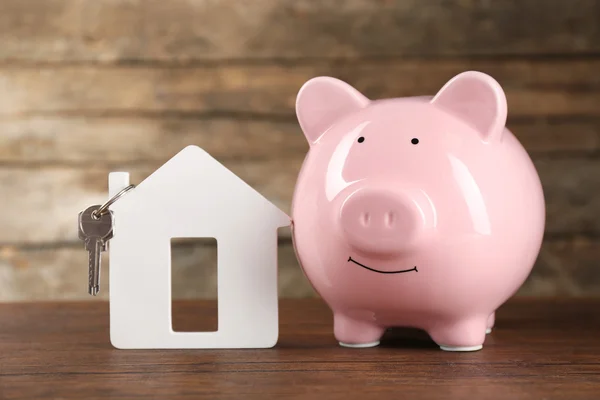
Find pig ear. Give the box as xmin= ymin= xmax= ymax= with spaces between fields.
xmin=431 ymin=71 xmax=507 ymax=142
xmin=295 ymin=77 xmax=370 ymax=145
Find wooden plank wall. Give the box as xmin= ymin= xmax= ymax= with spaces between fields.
xmin=0 ymin=0 xmax=599 ymax=300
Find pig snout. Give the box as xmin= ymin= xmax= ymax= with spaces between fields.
xmin=339 ymin=188 xmax=424 ymax=255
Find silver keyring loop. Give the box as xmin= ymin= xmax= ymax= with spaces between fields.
xmin=92 ymin=184 xmax=136 ymax=219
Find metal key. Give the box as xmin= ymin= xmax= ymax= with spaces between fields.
xmin=78 ymin=205 xmax=114 ymax=296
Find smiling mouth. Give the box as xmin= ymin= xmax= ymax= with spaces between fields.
xmin=348 ymin=257 xmax=418 ymax=274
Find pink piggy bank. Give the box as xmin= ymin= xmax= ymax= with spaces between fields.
xmin=290 ymin=71 xmax=545 ymax=351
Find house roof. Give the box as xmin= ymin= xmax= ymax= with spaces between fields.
xmin=113 ymin=145 xmax=290 ymax=229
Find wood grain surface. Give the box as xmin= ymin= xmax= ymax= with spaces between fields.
xmin=1 ymin=0 xmax=599 ymax=62
xmin=0 ymin=0 xmax=598 ymax=300
xmin=1 ymin=116 xmax=599 ymax=165
xmin=0 ymin=298 xmax=598 ymax=399
xmin=1 ymin=60 xmax=599 ymax=116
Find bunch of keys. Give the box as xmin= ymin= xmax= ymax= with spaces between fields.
xmin=78 ymin=185 xmax=135 ymax=296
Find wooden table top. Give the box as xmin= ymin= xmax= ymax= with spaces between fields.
xmin=0 ymin=298 xmax=599 ymax=399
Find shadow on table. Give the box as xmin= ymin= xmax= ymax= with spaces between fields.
xmin=378 ymin=327 xmax=439 ymax=349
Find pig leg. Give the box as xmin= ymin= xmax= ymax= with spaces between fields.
xmin=428 ymin=317 xmax=487 ymax=352
xmin=486 ymin=312 xmax=495 ymax=334
xmin=334 ymin=313 xmax=385 ymax=348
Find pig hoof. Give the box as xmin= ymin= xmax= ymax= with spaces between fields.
xmin=439 ymin=344 xmax=483 ymax=352
xmin=485 ymin=328 xmax=492 ymax=334
xmin=339 ymin=341 xmax=380 ymax=348
xmin=429 ymin=318 xmax=487 ymax=352
xmin=333 ymin=314 xmax=385 ymax=346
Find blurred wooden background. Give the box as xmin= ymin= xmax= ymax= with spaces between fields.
xmin=0 ymin=0 xmax=598 ymax=301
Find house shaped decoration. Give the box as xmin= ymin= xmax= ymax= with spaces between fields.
xmin=107 ymin=145 xmax=290 ymax=349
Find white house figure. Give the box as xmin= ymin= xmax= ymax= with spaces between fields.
xmin=107 ymin=145 xmax=290 ymax=349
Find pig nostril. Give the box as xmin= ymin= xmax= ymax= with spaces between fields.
xmin=361 ymin=212 xmax=371 ymax=227
xmin=384 ymin=211 xmax=395 ymax=228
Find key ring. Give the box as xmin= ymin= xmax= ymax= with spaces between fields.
xmin=92 ymin=184 xmax=136 ymax=220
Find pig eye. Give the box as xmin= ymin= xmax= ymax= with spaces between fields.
xmin=357 ymin=136 xmax=365 ymax=143
xmin=411 ymin=138 xmax=419 ymax=145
